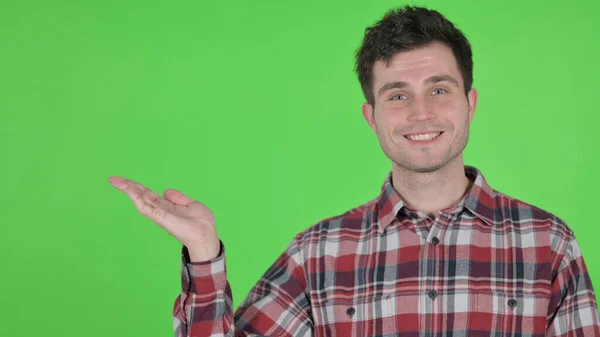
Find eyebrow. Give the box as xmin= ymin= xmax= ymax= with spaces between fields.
xmin=377 ymin=74 xmax=460 ymax=97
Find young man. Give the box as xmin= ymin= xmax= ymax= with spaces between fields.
xmin=109 ymin=5 xmax=600 ymax=336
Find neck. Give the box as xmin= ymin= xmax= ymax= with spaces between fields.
xmin=391 ymin=156 xmax=473 ymax=219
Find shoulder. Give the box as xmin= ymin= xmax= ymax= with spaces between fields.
xmin=492 ymin=188 xmax=574 ymax=241
xmin=293 ymin=197 xmax=377 ymax=244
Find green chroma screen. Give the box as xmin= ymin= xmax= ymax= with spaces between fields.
xmin=1 ymin=0 xmax=598 ymax=336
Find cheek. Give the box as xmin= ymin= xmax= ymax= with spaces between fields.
xmin=432 ymin=97 xmax=469 ymax=123
xmin=433 ymin=96 xmax=463 ymax=110
xmin=377 ymin=103 xmax=406 ymax=122
xmin=375 ymin=110 xmax=405 ymax=135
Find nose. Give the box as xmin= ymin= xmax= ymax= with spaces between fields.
xmin=407 ymin=96 xmax=436 ymax=123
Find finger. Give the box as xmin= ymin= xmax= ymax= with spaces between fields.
xmin=108 ymin=176 xmax=129 ymax=190
xmin=109 ymin=176 xmax=147 ymax=194
xmin=163 ymin=189 xmax=196 ymax=207
xmin=110 ymin=177 xmax=183 ymax=233
xmin=126 ymin=183 xmax=178 ymax=226
xmin=109 ymin=176 xmax=149 ymax=196
xmin=138 ymin=195 xmax=174 ymax=224
xmin=111 ymin=177 xmax=179 ymax=213
xmin=111 ymin=178 xmax=159 ymax=211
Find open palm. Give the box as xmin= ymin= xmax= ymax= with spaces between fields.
xmin=108 ymin=176 xmax=221 ymax=262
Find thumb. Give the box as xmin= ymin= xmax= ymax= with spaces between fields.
xmin=163 ymin=188 xmax=196 ymax=206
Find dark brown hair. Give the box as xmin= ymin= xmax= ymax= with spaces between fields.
xmin=355 ymin=5 xmax=473 ymax=105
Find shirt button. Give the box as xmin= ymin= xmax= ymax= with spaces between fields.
xmin=428 ymin=291 xmax=438 ymax=299
xmin=508 ymin=299 xmax=518 ymax=307
xmin=346 ymin=307 xmax=355 ymax=315
xmin=431 ymin=237 xmax=440 ymax=245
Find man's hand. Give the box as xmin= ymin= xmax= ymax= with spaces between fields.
xmin=108 ymin=176 xmax=220 ymax=262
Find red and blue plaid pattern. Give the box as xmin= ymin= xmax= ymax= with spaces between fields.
xmin=173 ymin=166 xmax=600 ymax=336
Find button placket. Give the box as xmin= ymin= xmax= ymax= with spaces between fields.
xmin=429 ymin=210 xmax=460 ymax=246
xmin=428 ymin=223 xmax=442 ymax=247
xmin=424 ymin=212 xmax=456 ymax=309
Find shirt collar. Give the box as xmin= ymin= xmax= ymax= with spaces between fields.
xmin=375 ymin=165 xmax=497 ymax=231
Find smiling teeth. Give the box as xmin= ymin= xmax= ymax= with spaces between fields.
xmin=406 ymin=132 xmax=441 ymax=141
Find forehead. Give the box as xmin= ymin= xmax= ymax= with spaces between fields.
xmin=372 ymin=42 xmax=462 ymax=86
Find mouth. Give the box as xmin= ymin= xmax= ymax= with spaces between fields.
xmin=403 ymin=131 xmax=444 ymax=144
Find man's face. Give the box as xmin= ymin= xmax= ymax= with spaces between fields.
xmin=362 ymin=41 xmax=478 ymax=173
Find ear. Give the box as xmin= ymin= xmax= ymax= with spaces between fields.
xmin=467 ymin=88 xmax=478 ymax=123
xmin=362 ymin=102 xmax=376 ymax=132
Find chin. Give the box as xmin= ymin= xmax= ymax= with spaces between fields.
xmin=395 ymin=159 xmax=448 ymax=173
xmin=408 ymin=164 xmax=445 ymax=173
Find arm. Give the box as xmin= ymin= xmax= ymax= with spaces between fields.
xmin=107 ymin=176 xmax=314 ymax=336
xmin=173 ymin=242 xmax=230 ymax=337
xmin=546 ymin=236 xmax=600 ymax=336
xmin=173 ymin=236 xmax=314 ymax=337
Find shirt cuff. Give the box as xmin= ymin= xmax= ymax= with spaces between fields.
xmin=180 ymin=240 xmax=227 ymax=293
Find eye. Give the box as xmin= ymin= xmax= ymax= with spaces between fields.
xmin=432 ymin=88 xmax=447 ymax=95
xmin=391 ymin=94 xmax=406 ymax=100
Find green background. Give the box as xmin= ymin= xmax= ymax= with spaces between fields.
xmin=1 ymin=0 xmax=598 ymax=335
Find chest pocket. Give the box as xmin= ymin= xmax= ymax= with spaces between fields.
xmin=313 ymin=295 xmax=387 ymax=337
xmin=469 ymin=291 xmax=549 ymax=334
xmin=313 ymin=293 xmax=418 ymax=337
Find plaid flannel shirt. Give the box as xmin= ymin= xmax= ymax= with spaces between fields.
xmin=173 ymin=166 xmax=600 ymax=336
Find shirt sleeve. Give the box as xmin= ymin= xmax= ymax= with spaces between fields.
xmin=546 ymin=236 xmax=600 ymax=336
xmin=172 ymin=236 xmax=314 ymax=337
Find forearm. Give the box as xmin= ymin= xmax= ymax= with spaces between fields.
xmin=174 ymin=236 xmax=314 ymax=337
xmin=173 ymin=243 xmax=238 ymax=337
xmin=173 ymin=283 xmax=235 ymax=337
